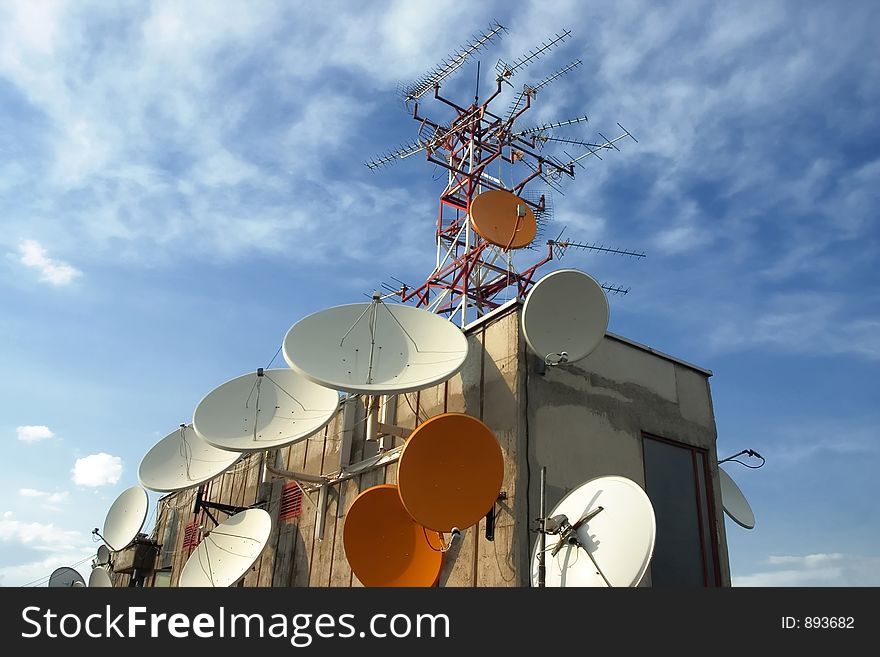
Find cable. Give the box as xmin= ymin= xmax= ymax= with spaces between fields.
xmin=402 ymin=391 xmax=425 ymax=424
xmin=23 ymin=553 xmax=95 ymax=587
xmin=524 ymin=329 xmax=532 ymax=555
xmin=265 ymin=344 xmax=283 ymax=369
xmin=718 ymin=448 xmax=765 ymax=469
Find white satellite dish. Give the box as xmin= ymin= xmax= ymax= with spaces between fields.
xmin=139 ymin=424 xmax=242 ymax=493
xmin=178 ymin=508 xmax=272 ymax=587
xmin=522 ymin=268 xmax=609 ymax=365
xmin=102 ymin=486 xmax=149 ymax=551
xmin=48 ymin=566 xmax=86 ymax=588
xmin=88 ymin=566 xmax=113 ymax=588
xmin=192 ymin=369 xmax=338 ymax=453
xmin=532 ymin=475 xmax=656 ymax=587
xmin=95 ymin=544 xmax=111 ymax=566
xmin=719 ymin=467 xmax=756 ymax=529
xmin=282 ymin=300 xmax=469 ymax=394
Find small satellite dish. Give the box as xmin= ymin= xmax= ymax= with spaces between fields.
xmin=719 ymin=467 xmax=756 ymax=529
xmin=397 ymin=413 xmax=503 ymax=533
xmin=88 ymin=566 xmax=113 ymax=588
xmin=283 ymin=301 xmax=469 ymax=395
xmin=192 ymin=369 xmax=338 ymax=452
xmin=343 ymin=484 xmax=443 ymax=587
xmin=102 ymin=486 xmax=150 ymax=551
xmin=522 ymin=268 xmax=609 ymax=365
xmin=469 ymin=189 xmax=538 ymax=249
xmin=48 ymin=566 xmax=86 ymax=588
xmin=95 ymin=544 xmax=111 ymax=566
xmin=532 ymin=475 xmax=656 ymax=587
xmin=178 ymin=508 xmax=272 ymax=587
xmin=139 ymin=424 xmax=242 ymax=493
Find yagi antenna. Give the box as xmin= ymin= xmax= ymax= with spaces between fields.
xmin=536 ymin=132 xmax=606 ymax=150
xmin=560 ymin=123 xmax=638 ymax=168
xmin=505 ymin=60 xmax=583 ymax=124
xmin=530 ymin=60 xmax=582 ymax=93
xmin=552 ymin=239 xmax=647 ymax=259
xmin=364 ymin=125 xmax=450 ymax=170
xmin=495 ymin=29 xmax=572 ymax=79
xmin=516 ymin=114 xmax=589 ymax=137
xmin=600 ymin=282 xmax=630 ymax=296
xmin=401 ymin=22 xmax=506 ymax=102
xmin=364 ymin=137 xmax=431 ymax=170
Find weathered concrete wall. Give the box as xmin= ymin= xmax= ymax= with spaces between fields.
xmin=525 ymin=331 xmax=730 ymax=586
xmin=144 ymin=303 xmax=728 ymax=587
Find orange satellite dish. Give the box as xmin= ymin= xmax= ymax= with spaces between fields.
xmin=469 ymin=189 xmax=537 ymax=249
xmin=343 ymin=484 xmax=443 ymax=587
xmin=397 ymin=413 xmax=504 ymax=533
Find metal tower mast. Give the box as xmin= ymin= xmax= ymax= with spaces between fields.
xmin=366 ymin=25 xmax=638 ymax=326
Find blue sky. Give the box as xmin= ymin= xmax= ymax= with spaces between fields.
xmin=1 ymin=0 xmax=878 ymax=587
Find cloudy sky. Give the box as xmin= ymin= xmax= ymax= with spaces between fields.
xmin=1 ymin=0 xmax=878 ymax=587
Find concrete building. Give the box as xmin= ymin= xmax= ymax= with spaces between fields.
xmin=137 ymin=300 xmax=729 ymax=587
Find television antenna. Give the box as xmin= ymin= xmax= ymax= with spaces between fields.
xmin=139 ymin=423 xmax=243 ymax=493
xmin=95 ymin=544 xmax=111 ymax=567
xmin=283 ymin=294 xmax=468 ymax=395
xmin=88 ymin=566 xmax=113 ymax=588
xmin=397 ymin=413 xmax=504 ymax=534
xmin=343 ymin=484 xmax=444 ymax=587
xmin=178 ymin=508 xmax=272 ymax=587
xmin=94 ymin=486 xmax=149 ymax=551
xmin=192 ymin=368 xmax=339 ymax=453
xmin=48 ymin=566 xmax=86 ymax=588
xmin=522 ymin=268 xmax=609 ymax=366
xmin=368 ymin=27 xmax=642 ymax=326
xmin=532 ymin=474 xmax=656 ymax=587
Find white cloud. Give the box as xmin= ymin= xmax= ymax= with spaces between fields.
xmin=0 ymin=516 xmax=95 ymax=586
xmin=704 ymin=293 xmax=880 ymax=362
xmin=15 ymin=425 xmax=55 ymax=443
xmin=18 ymin=489 xmax=69 ymax=505
xmin=767 ymin=553 xmax=843 ymax=567
xmin=0 ymin=517 xmax=88 ymax=550
xmin=733 ymin=553 xmax=880 ymax=587
xmin=759 ymin=421 xmax=880 ymax=465
xmin=17 ymin=239 xmax=82 ymax=285
xmin=71 ymin=453 xmax=123 ymax=487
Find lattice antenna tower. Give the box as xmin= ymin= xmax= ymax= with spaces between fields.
xmin=367 ymin=27 xmax=641 ymax=326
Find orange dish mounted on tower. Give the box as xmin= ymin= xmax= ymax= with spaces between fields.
xmin=469 ymin=189 xmax=538 ymax=250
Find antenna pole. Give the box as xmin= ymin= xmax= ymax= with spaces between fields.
xmin=538 ymin=466 xmax=547 ymax=587
xmin=475 ymin=60 xmax=480 ymax=105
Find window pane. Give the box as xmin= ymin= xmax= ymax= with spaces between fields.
xmin=158 ymin=508 xmax=178 ymax=570
xmin=643 ymin=437 xmax=705 ymax=586
xmin=153 ymin=570 xmax=172 ymax=588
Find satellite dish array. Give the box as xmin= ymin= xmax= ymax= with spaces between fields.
xmin=62 ymin=250 xmax=636 ymax=587
xmin=46 ymin=25 xmax=749 ymax=589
